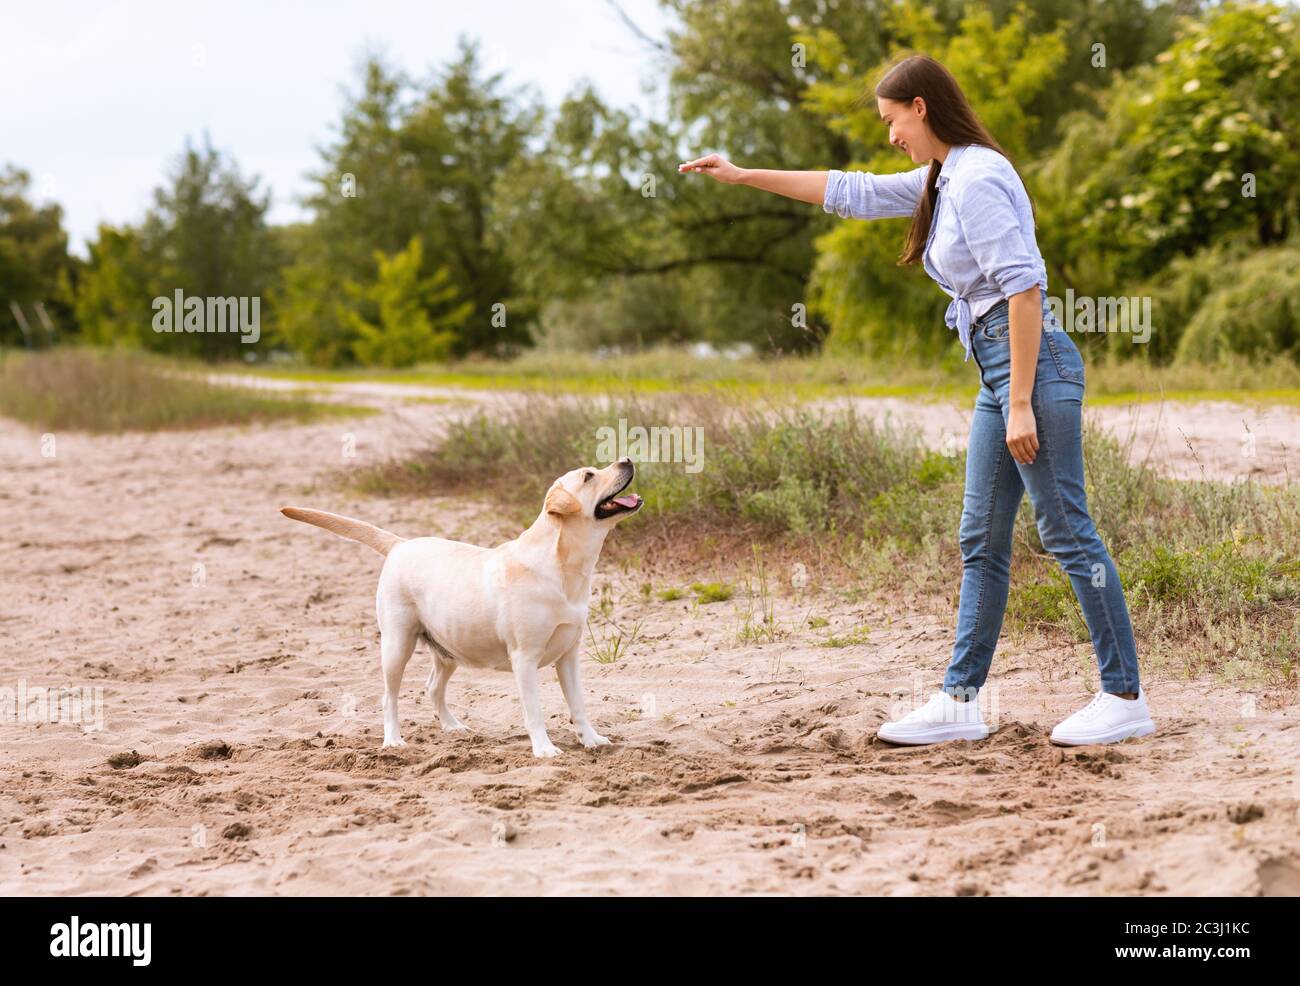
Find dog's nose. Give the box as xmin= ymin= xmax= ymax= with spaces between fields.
xmin=618 ymin=456 xmax=632 ymax=467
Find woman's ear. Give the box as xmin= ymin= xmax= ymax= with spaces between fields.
xmin=912 ymin=96 xmax=928 ymax=120
xmin=545 ymin=486 xmax=582 ymax=517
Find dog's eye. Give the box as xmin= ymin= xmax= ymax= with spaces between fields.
xmin=583 ymin=472 xmax=594 ymax=482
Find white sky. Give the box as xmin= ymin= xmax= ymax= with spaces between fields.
xmin=3 ymin=0 xmax=673 ymax=255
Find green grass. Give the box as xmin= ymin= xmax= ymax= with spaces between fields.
xmin=822 ymin=625 xmax=873 ymax=648
xmin=691 ymin=582 xmax=734 ymax=604
xmin=225 ymin=342 xmax=1300 ymax=406
xmin=1006 ymin=575 xmax=1090 ymax=642
xmin=0 ymin=348 xmax=374 ymax=432
xmin=228 ymin=362 xmax=972 ymax=402
xmin=353 ymin=388 xmax=1300 ymax=685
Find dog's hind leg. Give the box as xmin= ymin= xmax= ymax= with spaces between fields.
xmin=423 ymin=643 xmax=469 ymax=733
xmin=378 ymin=612 xmax=418 ymax=749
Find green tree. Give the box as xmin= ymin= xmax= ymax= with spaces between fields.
xmin=0 ymin=166 xmax=74 ymax=347
xmin=1036 ymin=1 xmax=1300 ymax=295
xmin=139 ymin=134 xmax=278 ymax=359
xmin=271 ymin=223 xmax=354 ymax=366
xmin=344 ymin=236 xmax=471 ymax=367
xmin=292 ymin=44 xmax=540 ymax=359
xmin=492 ymin=86 xmax=704 ymax=348
xmin=71 ymin=138 xmax=276 ymax=358
xmin=72 ymin=225 xmax=153 ymax=347
xmin=1174 ymin=244 xmax=1300 ymax=362
xmin=985 ymin=0 xmax=1203 ymax=154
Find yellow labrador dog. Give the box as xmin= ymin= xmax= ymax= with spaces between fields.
xmin=281 ymin=458 xmax=642 ymax=757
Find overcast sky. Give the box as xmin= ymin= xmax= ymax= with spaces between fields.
xmin=4 ymin=0 xmax=673 ymax=255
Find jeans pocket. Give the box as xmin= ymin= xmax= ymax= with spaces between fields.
xmin=1044 ymin=328 xmax=1085 ymax=383
xmin=980 ymin=320 xmax=1009 ymax=341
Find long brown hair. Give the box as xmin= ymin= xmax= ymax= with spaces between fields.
xmin=873 ymin=53 xmax=1035 ymax=265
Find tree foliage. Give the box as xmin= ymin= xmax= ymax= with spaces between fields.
xmin=1037 ymin=3 xmax=1299 ymax=285
xmin=0 ymin=167 xmax=74 ymax=347
xmin=7 ymin=1 xmax=1298 ymax=367
xmin=344 ymin=236 xmax=471 ymax=367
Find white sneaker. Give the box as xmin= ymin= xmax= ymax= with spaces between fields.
xmin=877 ymin=691 xmax=990 ymax=745
xmin=1050 ymin=686 xmax=1155 ymax=746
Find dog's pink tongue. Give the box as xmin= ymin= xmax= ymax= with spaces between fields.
xmin=613 ymin=495 xmax=639 ymax=508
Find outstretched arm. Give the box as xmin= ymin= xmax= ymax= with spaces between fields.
xmin=679 ymin=154 xmax=928 ymax=219
xmin=678 ymin=154 xmax=827 ymax=204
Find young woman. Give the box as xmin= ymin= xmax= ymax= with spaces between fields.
xmin=679 ymin=53 xmax=1154 ymax=747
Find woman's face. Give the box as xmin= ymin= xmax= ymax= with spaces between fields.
xmin=877 ymin=96 xmax=937 ymax=164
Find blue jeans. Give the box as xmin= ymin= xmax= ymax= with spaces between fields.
xmin=943 ymin=297 xmax=1141 ymax=696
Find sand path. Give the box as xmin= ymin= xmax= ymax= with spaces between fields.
xmin=2 ymin=389 xmax=1297 ymax=896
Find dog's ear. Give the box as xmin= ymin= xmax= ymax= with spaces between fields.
xmin=545 ymin=485 xmax=582 ymax=517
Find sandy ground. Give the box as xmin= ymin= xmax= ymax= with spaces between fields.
xmin=2 ymin=387 xmax=1298 ymax=896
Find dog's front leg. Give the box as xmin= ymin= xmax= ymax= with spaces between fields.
xmin=555 ymin=648 xmax=610 ymax=749
xmin=510 ymin=653 xmax=560 ymax=758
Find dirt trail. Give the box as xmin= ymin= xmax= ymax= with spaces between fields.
xmin=815 ymin=394 xmax=1300 ymax=486
xmin=1 ymin=393 xmax=1297 ymax=896
xmin=216 ymin=372 xmax=1300 ymax=485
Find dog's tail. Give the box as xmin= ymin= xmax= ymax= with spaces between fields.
xmin=280 ymin=506 xmax=406 ymax=557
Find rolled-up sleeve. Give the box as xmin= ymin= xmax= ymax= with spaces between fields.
xmin=823 ymin=165 xmax=928 ymax=220
xmin=953 ymin=168 xmax=1042 ymax=297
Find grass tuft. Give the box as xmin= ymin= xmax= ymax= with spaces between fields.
xmin=0 ymin=348 xmax=372 ymax=432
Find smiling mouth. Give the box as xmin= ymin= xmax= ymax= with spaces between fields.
xmin=594 ymin=468 xmax=643 ymax=520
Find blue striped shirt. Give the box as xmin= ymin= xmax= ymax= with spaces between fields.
xmin=822 ymin=144 xmax=1047 ymax=361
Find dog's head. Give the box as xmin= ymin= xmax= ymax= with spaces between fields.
xmin=544 ymin=457 xmax=643 ymax=526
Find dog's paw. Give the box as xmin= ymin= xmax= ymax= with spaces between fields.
xmin=381 ymin=737 xmax=408 ymax=749
xmin=580 ymin=732 xmax=611 ymax=748
xmin=441 ymin=721 xmax=471 ymax=733
xmin=531 ymin=740 xmax=562 ymax=758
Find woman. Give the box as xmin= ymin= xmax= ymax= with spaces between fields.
xmin=679 ymin=53 xmax=1154 ymax=747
